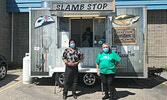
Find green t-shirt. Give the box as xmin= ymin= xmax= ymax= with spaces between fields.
xmin=96 ymin=51 xmax=121 ymax=74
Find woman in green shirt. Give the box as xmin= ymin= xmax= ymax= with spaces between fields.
xmin=96 ymin=43 xmax=121 ymax=100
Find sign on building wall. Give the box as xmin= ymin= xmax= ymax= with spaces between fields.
xmin=112 ymin=27 xmax=137 ymax=45
xmin=51 ymin=0 xmax=115 ymax=11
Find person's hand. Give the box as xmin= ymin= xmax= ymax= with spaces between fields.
xmin=67 ymin=62 xmax=79 ymax=67
xmin=63 ymin=59 xmax=68 ymax=65
xmin=73 ymin=62 xmax=78 ymax=66
xmin=73 ymin=61 xmax=80 ymax=66
xmin=67 ymin=62 xmax=75 ymax=66
xmin=116 ymin=62 xmax=120 ymax=67
xmin=97 ymin=71 xmax=101 ymax=76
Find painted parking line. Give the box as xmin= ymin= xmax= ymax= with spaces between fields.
xmin=7 ymin=69 xmax=22 ymax=74
xmin=0 ymin=80 xmax=23 ymax=93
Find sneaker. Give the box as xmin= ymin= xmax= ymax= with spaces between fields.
xmin=73 ymin=93 xmax=77 ymax=99
xmin=102 ymin=94 xmax=109 ymax=99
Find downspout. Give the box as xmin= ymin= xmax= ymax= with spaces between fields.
xmin=11 ymin=13 xmax=14 ymax=62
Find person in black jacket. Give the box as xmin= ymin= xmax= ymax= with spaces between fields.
xmin=62 ymin=39 xmax=81 ymax=100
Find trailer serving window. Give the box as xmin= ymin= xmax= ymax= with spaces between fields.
xmin=58 ymin=17 xmax=106 ymax=48
xmin=71 ymin=19 xmax=93 ymax=47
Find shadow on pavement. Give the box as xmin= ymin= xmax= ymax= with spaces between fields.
xmin=33 ymin=77 xmax=55 ymax=86
xmin=116 ymin=90 xmax=135 ymax=99
xmin=77 ymin=84 xmax=101 ymax=96
xmin=35 ymin=74 xmax=167 ymax=88
xmin=0 ymin=74 xmax=19 ymax=88
xmin=33 ymin=74 xmax=167 ymax=99
xmin=133 ymin=74 xmax=167 ymax=88
xmin=63 ymin=83 xmax=136 ymax=100
xmin=112 ymin=74 xmax=167 ymax=89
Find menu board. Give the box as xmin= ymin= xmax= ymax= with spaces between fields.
xmin=112 ymin=27 xmax=137 ymax=45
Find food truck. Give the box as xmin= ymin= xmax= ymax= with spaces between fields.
xmin=29 ymin=0 xmax=147 ymax=86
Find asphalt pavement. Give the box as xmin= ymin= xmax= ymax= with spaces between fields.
xmin=0 ymin=69 xmax=167 ymax=100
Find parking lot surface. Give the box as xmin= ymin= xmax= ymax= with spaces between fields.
xmin=0 ymin=69 xmax=167 ymax=100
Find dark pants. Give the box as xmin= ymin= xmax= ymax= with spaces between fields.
xmin=63 ymin=65 xmax=78 ymax=96
xmin=100 ymin=74 xmax=115 ymax=97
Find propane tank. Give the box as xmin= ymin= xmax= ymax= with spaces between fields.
xmin=23 ymin=53 xmax=32 ymax=84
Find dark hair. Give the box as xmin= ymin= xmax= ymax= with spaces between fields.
xmin=86 ymin=27 xmax=91 ymax=31
xmin=69 ymin=39 xmax=76 ymax=47
xmin=100 ymin=43 xmax=112 ymax=54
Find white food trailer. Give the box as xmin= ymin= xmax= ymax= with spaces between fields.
xmin=29 ymin=0 xmax=147 ymax=86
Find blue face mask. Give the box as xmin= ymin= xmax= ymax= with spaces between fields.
xmin=103 ymin=48 xmax=109 ymax=53
xmin=70 ymin=43 xmax=75 ymax=48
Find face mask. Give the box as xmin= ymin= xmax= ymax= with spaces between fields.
xmin=103 ymin=48 xmax=109 ymax=53
xmin=70 ymin=43 xmax=75 ymax=48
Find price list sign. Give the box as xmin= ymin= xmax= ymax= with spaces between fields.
xmin=112 ymin=27 xmax=137 ymax=45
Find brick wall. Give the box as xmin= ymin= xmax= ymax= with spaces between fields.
xmin=0 ymin=0 xmax=11 ymax=63
xmin=13 ymin=13 xmax=29 ymax=67
xmin=147 ymin=10 xmax=167 ymax=67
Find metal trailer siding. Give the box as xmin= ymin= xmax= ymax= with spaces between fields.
xmin=112 ymin=6 xmax=147 ymax=77
xmin=30 ymin=8 xmax=58 ymax=76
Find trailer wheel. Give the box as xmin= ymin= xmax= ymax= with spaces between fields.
xmin=57 ymin=73 xmax=65 ymax=87
xmin=83 ymin=73 xmax=96 ymax=86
